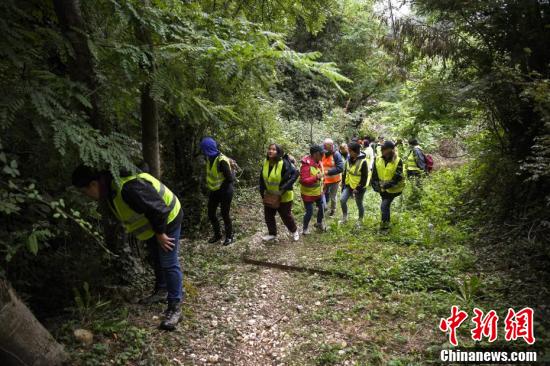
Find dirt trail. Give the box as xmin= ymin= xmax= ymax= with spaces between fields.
xmin=176 ymin=232 xmax=318 ymax=365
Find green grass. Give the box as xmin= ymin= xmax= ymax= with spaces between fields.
xmin=278 ymin=166 xmax=545 ymax=364
xmin=59 ymin=165 xmax=548 ymax=365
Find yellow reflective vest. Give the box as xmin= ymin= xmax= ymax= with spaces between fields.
xmin=206 ymin=154 xmax=231 ymax=191
xmin=110 ymin=173 xmax=181 ymax=241
xmin=375 ymin=156 xmax=405 ymax=194
xmin=406 ymin=147 xmax=423 ymax=172
xmin=300 ymin=163 xmax=323 ymax=197
xmin=262 ymin=159 xmax=294 ymax=203
xmin=344 ymin=158 xmax=366 ymax=189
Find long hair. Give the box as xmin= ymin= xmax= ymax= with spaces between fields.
xmin=266 ymin=143 xmax=283 ymax=161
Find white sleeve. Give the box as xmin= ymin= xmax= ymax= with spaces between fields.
xmin=367 ymin=147 xmax=375 ymax=170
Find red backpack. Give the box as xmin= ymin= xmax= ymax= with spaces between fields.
xmin=424 ymin=153 xmax=434 ymax=173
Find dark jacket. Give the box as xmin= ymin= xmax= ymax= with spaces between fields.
xmin=371 ymin=156 xmax=404 ymax=194
xmin=259 ymin=155 xmax=298 ymax=197
xmin=409 ymin=146 xmax=427 ymax=171
xmin=108 ymin=174 xmax=183 ymax=235
xmin=341 ymin=154 xmax=368 ymax=191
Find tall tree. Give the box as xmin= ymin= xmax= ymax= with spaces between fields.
xmin=134 ymin=2 xmax=161 ymax=178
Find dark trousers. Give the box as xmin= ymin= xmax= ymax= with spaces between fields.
xmin=407 ymin=170 xmax=423 ymax=188
xmin=146 ymin=224 xmax=183 ymax=304
xmin=208 ymin=190 xmax=233 ymax=237
xmin=264 ymin=201 xmax=297 ymax=236
xmin=303 ymin=196 xmax=325 ymax=229
xmin=380 ymin=192 xmax=401 ymax=223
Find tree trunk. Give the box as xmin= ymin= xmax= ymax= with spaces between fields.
xmin=140 ymin=84 xmax=160 ymax=178
xmin=171 ymin=115 xmax=204 ymax=232
xmin=53 ymin=0 xmax=105 ymax=132
xmin=135 ymin=3 xmax=161 ymax=178
xmin=0 ymin=280 xmax=67 ymax=366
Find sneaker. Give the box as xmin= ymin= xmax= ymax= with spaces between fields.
xmin=208 ymin=234 xmax=222 ymax=244
xmin=302 ymin=227 xmax=311 ymax=235
xmin=139 ymin=288 xmax=168 ymax=305
xmin=339 ymin=215 xmax=348 ymax=224
xmin=262 ymin=234 xmax=277 ymax=242
xmin=222 ymin=236 xmax=234 ymax=246
xmin=160 ymin=302 xmax=182 ymax=331
xmin=292 ymin=231 xmax=300 ymax=241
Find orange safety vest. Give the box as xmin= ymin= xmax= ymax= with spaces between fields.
xmin=322 ymin=153 xmax=341 ymax=184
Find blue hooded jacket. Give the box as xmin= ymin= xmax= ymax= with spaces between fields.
xmin=200 ymin=137 xmax=219 ymax=158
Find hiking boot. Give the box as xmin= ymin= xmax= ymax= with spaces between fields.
xmin=379 ymin=222 xmax=390 ymax=232
xmin=339 ymin=215 xmax=348 ymax=224
xmin=208 ymin=234 xmax=222 ymax=244
xmin=328 ymin=209 xmax=335 ymax=217
xmin=302 ymin=227 xmax=311 ymax=235
xmin=222 ymin=236 xmax=234 ymax=246
xmin=315 ymin=222 xmax=327 ymax=231
xmin=262 ymin=234 xmax=277 ymax=242
xmin=292 ymin=231 xmax=300 ymax=241
xmin=160 ymin=302 xmax=182 ymax=331
xmin=139 ymin=288 xmax=168 ymax=305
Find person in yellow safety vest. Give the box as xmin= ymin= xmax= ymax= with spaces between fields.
xmin=370 ymin=140 xmax=405 ymax=231
xmin=405 ymin=138 xmax=427 ymax=179
xmin=259 ymin=143 xmax=300 ymax=242
xmin=200 ymin=137 xmax=234 ymax=246
xmin=340 ymin=142 xmax=369 ymax=225
xmin=299 ymin=145 xmax=326 ymax=234
xmin=72 ymin=165 xmax=184 ymax=331
xmin=339 ymin=143 xmax=349 ymax=161
xmin=322 ymin=138 xmax=344 ymax=217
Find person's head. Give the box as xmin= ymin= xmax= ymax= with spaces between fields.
xmin=200 ymin=137 xmax=219 ymax=158
xmin=381 ymin=140 xmax=395 ymax=159
xmin=348 ymin=142 xmax=361 ymax=159
xmin=267 ymin=143 xmax=283 ymax=160
xmin=378 ymin=136 xmax=385 ymax=144
xmin=323 ymin=138 xmax=334 ymax=153
xmin=339 ymin=143 xmax=348 ymax=155
xmin=310 ymin=144 xmax=324 ymax=162
xmin=408 ymin=138 xmax=419 ymax=146
xmin=72 ymin=165 xmax=103 ymax=201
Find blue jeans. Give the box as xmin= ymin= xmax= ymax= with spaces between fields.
xmin=146 ymin=224 xmax=183 ymax=304
xmin=380 ymin=193 xmax=400 ymax=223
xmin=303 ymin=196 xmax=325 ymax=230
xmin=340 ymin=186 xmax=365 ymax=218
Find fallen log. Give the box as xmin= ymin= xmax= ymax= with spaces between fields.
xmin=0 ymin=279 xmax=67 ymax=366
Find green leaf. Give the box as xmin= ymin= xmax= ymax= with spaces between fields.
xmin=27 ymin=234 xmax=38 ymax=255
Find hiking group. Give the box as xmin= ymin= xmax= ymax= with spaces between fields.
xmin=70 ymin=135 xmax=431 ymax=331
xmin=259 ymin=135 xmax=432 ymax=238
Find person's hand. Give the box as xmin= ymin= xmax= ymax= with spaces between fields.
xmin=316 ymin=173 xmax=322 ymax=180
xmin=156 ymin=233 xmax=175 ymax=252
xmin=353 ymin=189 xmax=358 ymax=196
